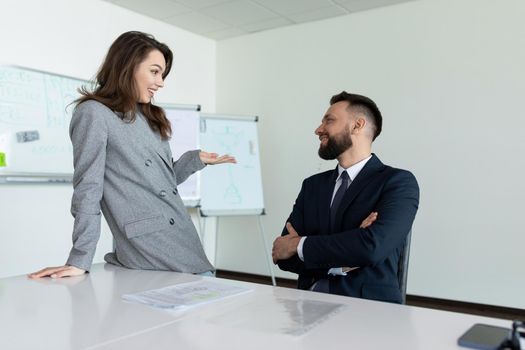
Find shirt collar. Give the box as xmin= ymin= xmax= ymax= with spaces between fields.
xmin=336 ymin=155 xmax=373 ymax=182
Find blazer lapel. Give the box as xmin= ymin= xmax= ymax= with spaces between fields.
xmin=136 ymin=111 xmax=175 ymax=174
xmin=319 ymin=167 xmax=338 ymax=234
xmin=334 ymin=154 xmax=386 ymax=230
xmin=156 ymin=150 xmax=175 ymax=174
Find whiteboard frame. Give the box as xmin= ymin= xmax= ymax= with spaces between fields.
xmin=199 ymin=208 xmax=265 ymax=217
xmin=0 ymin=173 xmax=72 ymax=184
xmin=158 ymin=103 xmax=201 ymax=207
xmin=200 ymin=113 xmax=258 ymax=122
xmin=199 ymin=113 xmax=266 ymax=217
xmin=0 ymin=65 xmax=89 ymax=183
xmin=0 ymin=64 xmax=90 ymax=85
xmin=156 ymin=103 xmax=200 ymax=112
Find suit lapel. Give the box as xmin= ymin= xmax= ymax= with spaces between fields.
xmin=155 ymin=139 xmax=174 ymax=175
xmin=136 ymin=113 xmax=174 ymax=174
xmin=334 ymin=154 xmax=386 ymax=231
xmin=320 ymin=167 xmax=338 ymax=234
xmin=156 ymin=149 xmax=174 ymax=174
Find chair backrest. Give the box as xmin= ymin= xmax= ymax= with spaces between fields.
xmin=397 ymin=229 xmax=412 ymax=304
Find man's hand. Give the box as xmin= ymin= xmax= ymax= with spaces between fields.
xmin=360 ymin=211 xmax=378 ymax=228
xmin=199 ymin=151 xmax=236 ymax=165
xmin=272 ymin=222 xmax=302 ymax=263
xmin=341 ymin=212 xmax=378 ymax=273
xmin=271 ymin=213 xmax=377 ymax=266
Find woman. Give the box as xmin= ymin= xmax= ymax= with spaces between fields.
xmin=29 ymin=31 xmax=234 ymax=279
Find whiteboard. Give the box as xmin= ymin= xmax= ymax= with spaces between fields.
xmin=199 ymin=114 xmax=265 ymax=216
xmin=0 ymin=66 xmax=265 ymax=214
xmin=0 ymin=65 xmax=86 ymax=182
xmin=162 ymin=104 xmax=201 ymax=207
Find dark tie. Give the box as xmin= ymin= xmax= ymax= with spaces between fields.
xmin=330 ymin=171 xmax=350 ymax=231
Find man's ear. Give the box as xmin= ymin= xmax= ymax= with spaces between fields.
xmin=353 ymin=117 xmax=367 ymax=133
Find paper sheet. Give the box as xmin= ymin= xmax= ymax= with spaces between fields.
xmin=122 ymin=280 xmax=252 ymax=309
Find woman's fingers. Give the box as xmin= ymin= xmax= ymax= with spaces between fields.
xmin=28 ymin=265 xmax=85 ymax=279
xmin=215 ymin=155 xmax=236 ymax=164
xmin=28 ymin=266 xmax=65 ymax=279
xmin=200 ymin=150 xmax=236 ymax=165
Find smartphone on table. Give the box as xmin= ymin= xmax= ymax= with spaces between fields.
xmin=458 ymin=323 xmax=511 ymax=350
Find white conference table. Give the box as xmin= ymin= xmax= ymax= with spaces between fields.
xmin=0 ymin=263 xmax=511 ymax=350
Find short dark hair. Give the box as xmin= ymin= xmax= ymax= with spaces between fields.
xmin=330 ymin=91 xmax=382 ymax=140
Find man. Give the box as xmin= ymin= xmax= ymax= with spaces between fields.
xmin=272 ymin=91 xmax=419 ymax=304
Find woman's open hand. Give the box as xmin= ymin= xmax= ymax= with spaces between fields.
xmin=199 ymin=151 xmax=236 ymax=165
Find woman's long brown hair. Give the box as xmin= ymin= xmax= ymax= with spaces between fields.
xmin=76 ymin=31 xmax=173 ymax=139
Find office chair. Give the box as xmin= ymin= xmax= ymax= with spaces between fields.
xmin=397 ymin=229 xmax=412 ymax=304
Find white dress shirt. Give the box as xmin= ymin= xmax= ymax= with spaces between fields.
xmin=297 ymin=155 xmax=372 ymax=276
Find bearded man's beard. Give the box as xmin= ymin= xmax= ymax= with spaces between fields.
xmin=318 ymin=130 xmax=352 ymax=160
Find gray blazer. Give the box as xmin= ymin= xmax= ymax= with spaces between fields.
xmin=66 ymin=100 xmax=213 ymax=274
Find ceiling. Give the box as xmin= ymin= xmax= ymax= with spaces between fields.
xmin=104 ymin=0 xmax=415 ymax=40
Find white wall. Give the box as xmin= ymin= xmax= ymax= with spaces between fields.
xmin=0 ymin=0 xmax=216 ymax=277
xmin=215 ymin=0 xmax=525 ymax=309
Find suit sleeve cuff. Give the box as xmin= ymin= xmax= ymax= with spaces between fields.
xmin=297 ymin=236 xmax=306 ymax=261
xmin=328 ymin=267 xmax=347 ymax=276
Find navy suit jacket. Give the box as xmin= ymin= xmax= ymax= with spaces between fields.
xmin=277 ymin=154 xmax=419 ymax=304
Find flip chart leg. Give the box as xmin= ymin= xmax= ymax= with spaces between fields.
xmin=258 ymin=216 xmax=276 ymax=286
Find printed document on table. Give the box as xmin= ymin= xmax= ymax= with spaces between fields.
xmin=122 ymin=280 xmax=252 ymax=309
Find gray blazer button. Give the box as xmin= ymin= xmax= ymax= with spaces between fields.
xmin=172 ymin=188 xmax=178 ymax=195
xmin=145 ymin=159 xmax=152 ymax=166
xmin=159 ymin=190 xmax=167 ymax=197
xmin=169 ymin=218 xmax=175 ymax=225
